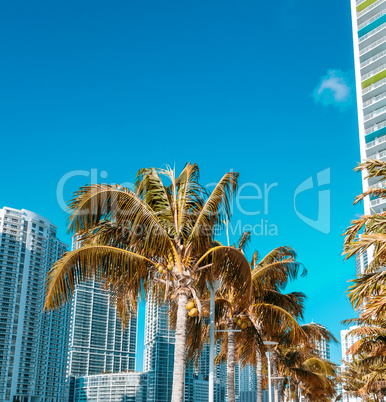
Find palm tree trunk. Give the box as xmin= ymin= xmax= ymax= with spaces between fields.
xmin=256 ymin=349 xmax=263 ymax=402
xmin=294 ymin=383 xmax=299 ymax=402
xmin=279 ymin=383 xmax=285 ymax=402
xmin=272 ymin=353 xmax=279 ymax=402
xmin=171 ymin=292 xmax=188 ymax=402
xmin=227 ymin=323 xmax=236 ymax=402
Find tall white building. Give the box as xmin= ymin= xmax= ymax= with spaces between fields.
xmin=339 ymin=326 xmax=362 ymax=402
xmin=344 ymin=2 xmax=385 ymax=398
xmin=67 ymin=238 xmax=137 ymax=401
xmin=0 ymin=207 xmax=69 ymax=402
xmin=341 ymin=326 xmax=362 ymax=364
xmin=316 ymin=337 xmax=331 ymax=360
xmin=72 ymin=372 xmax=147 ymax=401
xmin=351 ymin=0 xmax=386 ymax=273
xmin=67 ymin=281 xmax=137 ymax=377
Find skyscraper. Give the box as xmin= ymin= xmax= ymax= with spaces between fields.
xmin=341 ymin=326 xmax=362 ymax=364
xmin=339 ymin=326 xmax=362 ymax=402
xmin=316 ymin=337 xmax=331 ymax=360
xmin=143 ymin=289 xmax=227 ymax=402
xmin=67 ymin=237 xmax=137 ymax=379
xmin=351 ymin=0 xmax=386 ymax=273
xmin=0 ymin=207 xmax=69 ymax=402
xmin=143 ymin=292 xmax=175 ymax=402
xmin=72 ymin=372 xmax=147 ymax=401
xmin=341 ymin=5 xmax=385 ymax=398
xmin=239 ymin=363 xmax=257 ymax=402
xmin=67 ymin=281 xmax=137 ymax=377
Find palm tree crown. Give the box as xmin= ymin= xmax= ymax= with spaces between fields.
xmin=44 ymin=163 xmax=252 ymax=402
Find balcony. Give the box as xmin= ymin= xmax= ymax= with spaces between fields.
xmin=366 ymin=119 xmax=386 ymax=135
xmin=364 ymin=105 xmax=386 ymax=122
xmin=371 ymin=198 xmax=383 ymax=206
xmin=362 ymin=63 xmax=386 ymax=82
xmin=363 ymin=91 xmax=386 ymax=109
xmin=363 ymin=77 xmax=386 ymax=97
xmin=359 ymin=22 xmax=386 ymax=44
xmin=358 ymin=10 xmax=386 ymax=31
xmin=366 ymin=133 xmax=386 ymax=149
xmin=361 ymin=49 xmax=386 ymax=75
xmin=367 ymin=148 xmax=386 ymax=159
xmin=368 ymin=180 xmax=386 ymax=188
xmin=358 ymin=0 xmax=386 ymax=18
xmin=360 ymin=36 xmax=386 ymax=57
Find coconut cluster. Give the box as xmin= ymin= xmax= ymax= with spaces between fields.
xmin=155 ymin=263 xmax=173 ymax=274
xmin=233 ymin=317 xmax=251 ymax=330
xmin=186 ymin=300 xmax=198 ymax=317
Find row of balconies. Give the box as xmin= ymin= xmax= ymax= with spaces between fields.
xmin=358 ymin=0 xmax=386 ymax=18
xmin=361 ymin=36 xmax=386 ymax=56
xmin=365 ymin=105 xmax=386 ymax=121
xmin=361 ymin=48 xmax=386 ymax=72
xmin=365 ymin=118 xmax=386 ymax=134
xmin=362 ymin=63 xmax=386 ymax=82
xmin=358 ymin=9 xmax=386 ymax=31
xmin=360 ymin=21 xmax=386 ymax=44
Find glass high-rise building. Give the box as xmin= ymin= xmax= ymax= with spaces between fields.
xmin=143 ymin=293 xmax=175 ymax=402
xmin=0 ymin=207 xmax=69 ymax=402
xmin=143 ymin=289 xmax=227 ymax=402
xmin=67 ymin=280 xmax=137 ymax=377
xmin=67 ymin=237 xmax=137 ymax=380
xmin=351 ymin=0 xmax=386 ymax=273
xmin=72 ymin=372 xmax=147 ymax=401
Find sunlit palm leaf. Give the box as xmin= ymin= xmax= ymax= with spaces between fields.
xmin=45 ymin=245 xmax=154 ymax=311
xmin=187 ymin=172 xmax=239 ymax=253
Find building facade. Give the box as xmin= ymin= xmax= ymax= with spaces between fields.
xmin=143 ymin=294 xmax=175 ymax=402
xmin=345 ymin=2 xmax=385 ymax=398
xmin=239 ymin=364 xmax=257 ymax=395
xmin=0 ymin=207 xmax=69 ymax=402
xmin=67 ymin=280 xmax=137 ymax=378
xmin=341 ymin=326 xmax=362 ymax=364
xmin=316 ymin=337 xmax=331 ymax=360
xmin=143 ymin=290 xmax=227 ymax=402
xmin=68 ymin=236 xmax=137 ymax=377
xmin=339 ymin=326 xmax=362 ymax=402
xmin=351 ymin=0 xmax=386 ymax=272
xmin=72 ymin=372 xmax=147 ymax=401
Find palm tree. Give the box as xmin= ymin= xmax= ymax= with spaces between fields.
xmin=210 ymin=231 xmax=252 ymax=402
xmin=186 ymin=243 xmax=305 ymax=402
xmin=337 ymin=356 xmax=386 ymax=401
xmin=343 ymin=160 xmax=386 ymax=319
xmin=43 ymin=163 xmax=252 ymax=402
xmin=338 ymin=318 xmax=386 ymax=400
xmin=235 ymin=246 xmax=308 ymax=402
xmin=279 ymin=323 xmax=338 ymax=402
xmin=343 ymin=318 xmax=386 ymax=364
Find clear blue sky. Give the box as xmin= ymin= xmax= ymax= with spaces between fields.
xmin=1 ymin=0 xmax=362 ymax=368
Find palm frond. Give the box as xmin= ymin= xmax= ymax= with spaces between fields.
xmin=250 ymin=303 xmax=306 ymax=343
xmin=187 ymin=172 xmax=239 ymax=253
xmin=301 ymin=323 xmax=339 ymax=344
xmin=355 ymin=159 xmax=386 ymax=180
xmin=67 ymin=184 xmax=176 ymax=258
xmin=238 ymin=231 xmax=251 ymax=252
xmin=195 ymin=245 xmax=252 ymax=309
xmin=44 ymin=245 xmax=153 ymax=311
xmin=354 ymin=188 xmax=386 ymax=205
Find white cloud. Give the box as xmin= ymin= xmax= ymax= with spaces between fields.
xmin=313 ymin=69 xmax=352 ymax=109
